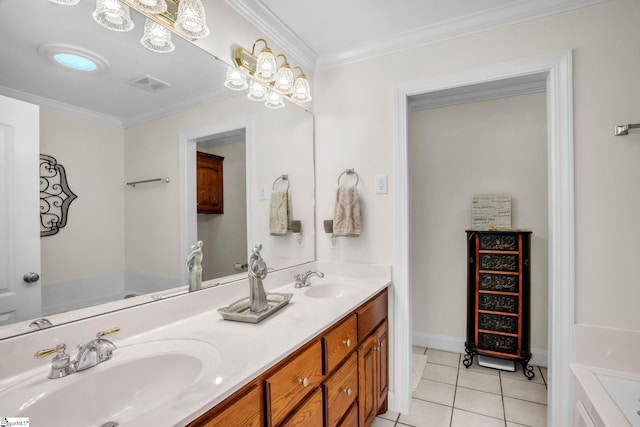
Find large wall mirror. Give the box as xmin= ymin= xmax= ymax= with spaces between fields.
xmin=0 ymin=0 xmax=315 ymax=339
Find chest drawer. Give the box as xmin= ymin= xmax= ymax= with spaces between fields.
xmin=479 ymin=293 xmax=519 ymax=314
xmin=265 ymin=340 xmax=323 ymax=426
xmin=324 ymin=314 xmax=357 ymax=373
xmin=357 ymin=289 xmax=388 ymax=342
xmin=479 ymin=273 xmax=519 ymax=293
xmin=478 ymin=332 xmax=518 ymax=355
xmin=480 ymin=253 xmax=519 ymax=272
xmin=479 ymin=233 xmax=518 ymax=251
xmin=478 ymin=312 xmax=518 ymax=334
xmin=324 ymin=352 xmax=358 ymax=427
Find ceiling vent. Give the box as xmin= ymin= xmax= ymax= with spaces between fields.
xmin=127 ymin=75 xmax=171 ymax=92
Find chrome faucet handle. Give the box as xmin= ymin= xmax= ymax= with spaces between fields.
xmin=92 ymin=327 xmax=120 ymax=361
xmin=35 ymin=343 xmax=76 ymax=379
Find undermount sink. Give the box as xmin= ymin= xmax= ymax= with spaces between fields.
xmin=303 ymin=281 xmax=361 ymax=299
xmin=0 ymin=339 xmax=220 ymax=427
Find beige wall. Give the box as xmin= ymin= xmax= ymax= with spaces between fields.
xmin=314 ymin=0 xmax=640 ymax=332
xmin=197 ymin=140 xmax=248 ymax=280
xmin=39 ymin=109 xmax=125 ymax=283
xmin=409 ymin=93 xmax=548 ymax=350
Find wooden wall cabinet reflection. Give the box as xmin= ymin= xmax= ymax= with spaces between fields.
xmin=197 ymin=151 xmax=224 ymax=214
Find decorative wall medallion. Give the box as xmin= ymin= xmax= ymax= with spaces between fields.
xmin=40 ymin=154 xmax=77 ymax=236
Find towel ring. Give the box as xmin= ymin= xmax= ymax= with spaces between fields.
xmin=337 ymin=168 xmax=359 ymax=187
xmin=272 ymin=174 xmax=290 ymax=190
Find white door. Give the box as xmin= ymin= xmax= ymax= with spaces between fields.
xmin=0 ymin=95 xmax=41 ymax=324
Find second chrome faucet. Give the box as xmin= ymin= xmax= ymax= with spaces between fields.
xmin=294 ymin=271 xmax=325 ymax=288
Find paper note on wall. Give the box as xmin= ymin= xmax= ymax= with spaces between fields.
xmin=471 ymin=194 xmax=512 ymax=230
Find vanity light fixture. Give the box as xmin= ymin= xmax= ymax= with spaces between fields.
xmin=224 ymin=66 xmax=248 ymax=91
xmin=49 ymin=0 xmax=81 ymax=5
xmin=228 ymin=39 xmax=312 ymax=109
xmin=93 ymin=0 xmax=135 ymax=32
xmin=174 ymin=0 xmax=209 ymax=39
xmin=273 ymin=54 xmax=294 ymax=94
xmin=264 ymin=90 xmax=285 ymax=109
xmin=252 ymin=39 xmax=277 ymax=82
xmin=140 ymin=18 xmax=175 ymax=53
xmin=130 ymin=0 xmax=167 ymax=14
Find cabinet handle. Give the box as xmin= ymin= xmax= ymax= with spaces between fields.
xmin=298 ymin=377 xmax=309 ymax=388
xmin=342 ymin=338 xmax=351 ymax=347
xmin=373 ymin=345 xmax=380 ymax=352
xmin=342 ymin=388 xmax=352 ymax=396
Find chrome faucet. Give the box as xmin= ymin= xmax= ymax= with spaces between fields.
xmin=34 ymin=327 xmax=120 ymax=379
xmin=248 ymin=243 xmax=269 ymax=314
xmin=294 ymin=270 xmax=325 ymax=288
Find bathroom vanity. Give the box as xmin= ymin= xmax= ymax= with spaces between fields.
xmin=0 ymin=262 xmax=391 ymax=427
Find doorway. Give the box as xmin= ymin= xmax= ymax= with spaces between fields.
xmin=393 ymin=50 xmax=575 ymax=426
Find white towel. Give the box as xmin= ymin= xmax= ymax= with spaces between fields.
xmin=333 ymin=185 xmax=361 ymax=236
xmin=269 ymin=189 xmax=292 ymax=236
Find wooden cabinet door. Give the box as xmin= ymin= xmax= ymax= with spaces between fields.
xmin=375 ymin=320 xmax=389 ymax=410
xmin=358 ymin=333 xmax=377 ymax=427
xmin=197 ymin=151 xmax=224 ymax=214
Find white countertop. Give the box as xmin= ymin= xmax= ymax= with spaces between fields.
xmin=0 ymin=262 xmax=391 ymax=427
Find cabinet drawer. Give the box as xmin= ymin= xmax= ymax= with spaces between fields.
xmin=357 ymin=289 xmax=388 ymax=342
xmin=479 ymin=293 xmax=518 ymax=314
xmin=479 ymin=233 xmax=518 ymax=251
xmin=324 ymin=314 xmax=357 ymax=373
xmin=479 ymin=273 xmax=519 ymax=293
xmin=337 ymin=402 xmax=358 ymax=427
xmin=281 ymin=388 xmax=323 ymax=427
xmin=478 ymin=313 xmax=518 ymax=334
xmin=478 ymin=332 xmax=518 ymax=355
xmin=190 ymin=382 xmax=262 ymax=427
xmin=325 ymin=352 xmax=358 ymax=427
xmin=266 ymin=340 xmax=324 ymax=426
xmin=480 ymin=253 xmax=519 ymax=272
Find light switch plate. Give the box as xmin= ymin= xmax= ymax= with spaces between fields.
xmin=375 ymin=175 xmax=388 ymax=194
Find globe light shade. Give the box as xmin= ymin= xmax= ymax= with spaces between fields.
xmin=224 ymin=67 xmax=249 ymax=91
xmin=247 ymin=79 xmax=268 ymax=102
xmin=264 ymin=90 xmax=285 ymax=109
xmin=291 ymin=76 xmax=312 ymax=103
xmin=93 ymin=0 xmax=134 ymax=32
xmin=174 ymin=0 xmax=210 ymax=39
xmin=141 ymin=18 xmax=175 ymax=53
xmin=255 ymin=49 xmax=277 ymax=82
xmin=273 ymin=65 xmax=294 ymax=94
xmin=130 ymin=0 xmax=167 ymax=14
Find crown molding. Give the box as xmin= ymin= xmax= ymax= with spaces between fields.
xmin=409 ymin=79 xmax=546 ymax=111
xmin=227 ymin=0 xmax=606 ymax=71
xmin=225 ymin=0 xmax=317 ymax=72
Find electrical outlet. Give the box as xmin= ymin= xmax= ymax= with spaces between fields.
xmin=258 ymin=184 xmax=267 ymax=200
xmin=375 ymin=175 xmax=388 ymax=194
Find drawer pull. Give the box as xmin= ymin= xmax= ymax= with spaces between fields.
xmin=373 ymin=344 xmax=381 ymax=352
xmin=342 ymin=338 xmax=351 ymax=347
xmin=298 ymin=377 xmax=309 ymax=388
xmin=342 ymin=387 xmax=352 ymax=396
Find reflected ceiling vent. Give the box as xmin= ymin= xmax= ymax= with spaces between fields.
xmin=127 ymin=75 xmax=171 ymax=91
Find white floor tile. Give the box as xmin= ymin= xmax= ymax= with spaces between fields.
xmin=378 ymin=410 xmax=399 ymax=422
xmin=501 ymin=377 xmax=548 ymax=404
xmin=506 ymin=422 xmax=529 ymax=427
xmin=426 ymin=349 xmax=460 ymax=367
xmin=458 ymin=368 xmax=502 ymax=394
xmin=454 ymin=386 xmax=504 ymax=419
xmin=504 ymin=397 xmax=547 ymax=427
xmin=422 ymin=362 xmax=458 ymax=385
xmin=413 ymin=379 xmax=456 ymax=406
xmin=413 ymin=345 xmax=427 ymax=355
xmin=397 ymin=398 xmax=452 ymax=427
xmin=372 ymin=417 xmax=397 ymax=427
xmin=451 ymin=409 xmax=505 ymax=427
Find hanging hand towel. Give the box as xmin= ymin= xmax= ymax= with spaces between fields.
xmin=333 ymin=185 xmax=361 ymax=236
xmin=269 ymin=189 xmax=292 ymax=235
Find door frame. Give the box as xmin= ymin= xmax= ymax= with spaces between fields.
xmin=392 ymin=49 xmax=574 ymax=426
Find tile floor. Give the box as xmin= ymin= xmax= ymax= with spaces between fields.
xmin=373 ymin=347 xmax=548 ymax=427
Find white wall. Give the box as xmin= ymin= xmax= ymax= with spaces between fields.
xmin=314 ymin=0 xmax=640 ymax=332
xmin=197 ymin=139 xmax=248 ymax=280
xmin=39 ymin=109 xmax=125 ymax=283
xmin=409 ymin=93 xmax=548 ymax=351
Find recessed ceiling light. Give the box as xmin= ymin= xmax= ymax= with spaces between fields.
xmin=38 ymin=44 xmax=109 ymax=73
xmin=53 ymin=53 xmax=98 ymax=71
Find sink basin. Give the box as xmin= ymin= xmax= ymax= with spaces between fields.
xmin=304 ymin=281 xmax=360 ymax=299
xmin=0 ymin=339 xmax=220 ymax=427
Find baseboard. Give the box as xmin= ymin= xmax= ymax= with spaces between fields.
xmin=413 ymin=331 xmax=548 ymax=367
